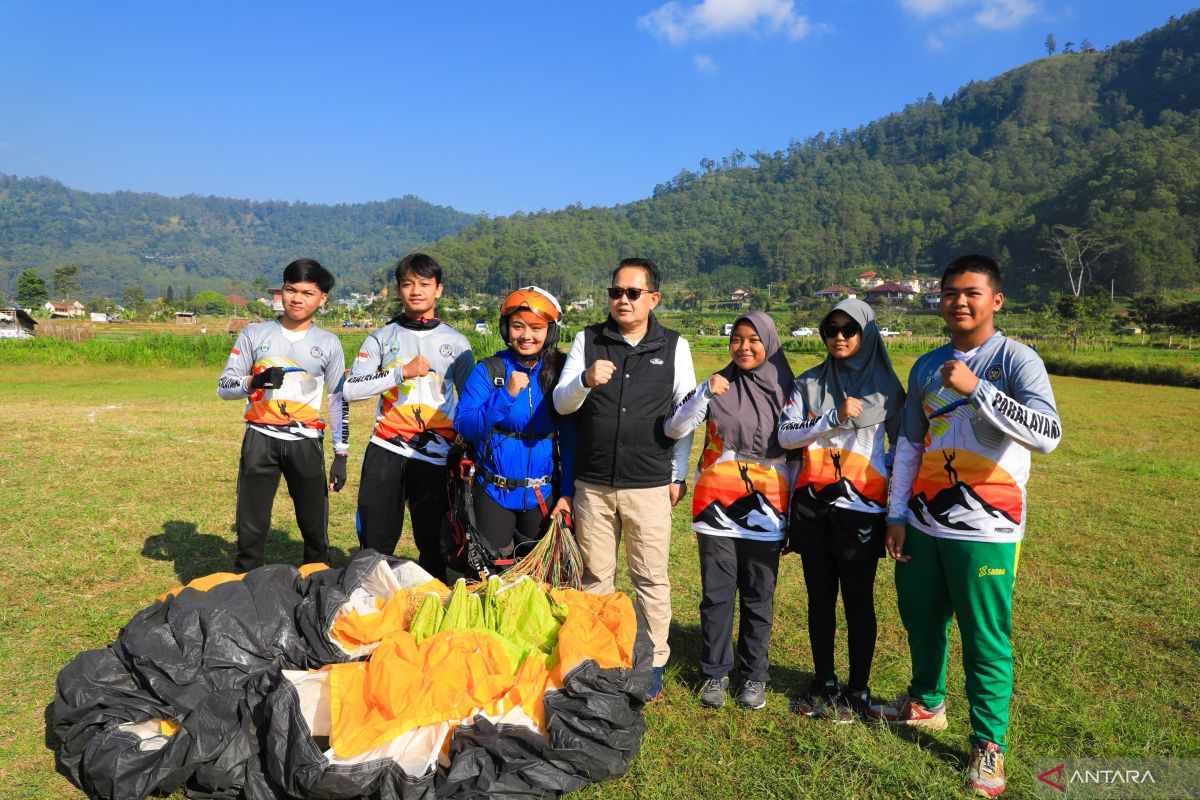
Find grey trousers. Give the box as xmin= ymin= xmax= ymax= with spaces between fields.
xmin=697 ymin=533 xmax=782 ymax=683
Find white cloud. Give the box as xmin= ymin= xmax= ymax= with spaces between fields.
xmin=692 ymin=53 xmax=718 ymax=72
xmin=899 ymin=0 xmax=1040 ymax=48
xmin=639 ymin=0 xmax=816 ymax=45
xmin=899 ymin=0 xmax=968 ymax=17
xmin=974 ymin=0 xmax=1037 ymax=30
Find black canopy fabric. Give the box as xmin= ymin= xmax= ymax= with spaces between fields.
xmin=53 ymin=551 xmax=651 ymax=800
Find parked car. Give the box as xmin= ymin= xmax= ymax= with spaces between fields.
xmin=474 ymin=321 xmax=490 ymax=333
xmin=879 ymin=327 xmax=900 ymax=337
xmin=790 ymin=327 xmax=814 ymax=337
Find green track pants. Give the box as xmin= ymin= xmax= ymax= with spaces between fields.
xmin=895 ymin=526 xmax=1019 ymax=750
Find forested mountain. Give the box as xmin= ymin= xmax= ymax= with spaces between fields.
xmin=426 ymin=11 xmax=1200 ymax=300
xmin=0 ymin=178 xmax=477 ymax=299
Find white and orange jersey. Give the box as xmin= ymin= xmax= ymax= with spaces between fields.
xmin=342 ymin=320 xmax=473 ymax=465
xmin=887 ymin=332 xmax=1062 ymax=542
xmin=778 ymin=388 xmax=896 ymax=515
xmin=664 ymin=382 xmax=792 ymax=542
xmin=217 ymin=321 xmax=348 ymax=452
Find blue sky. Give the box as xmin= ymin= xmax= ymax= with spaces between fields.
xmin=0 ymin=1 xmax=1193 ymax=216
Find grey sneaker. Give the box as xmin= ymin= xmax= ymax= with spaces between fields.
xmin=736 ymin=679 xmax=767 ymax=710
xmin=697 ymin=676 xmax=729 ymax=709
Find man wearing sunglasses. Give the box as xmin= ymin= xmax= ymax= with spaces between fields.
xmin=554 ymin=257 xmax=697 ymax=702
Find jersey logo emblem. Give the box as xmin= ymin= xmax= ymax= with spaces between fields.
xmin=439 ymin=343 xmax=453 ymax=358
xmin=985 ymin=364 xmax=1003 ymax=381
xmin=310 ymin=346 xmax=323 ymax=358
xmin=388 ymin=343 xmax=400 ymax=354
xmin=259 ymin=340 xmax=271 ymax=353
xmin=650 ymin=357 xmax=664 ymax=365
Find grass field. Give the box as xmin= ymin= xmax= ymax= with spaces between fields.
xmin=2 ymin=352 xmax=1198 ymax=799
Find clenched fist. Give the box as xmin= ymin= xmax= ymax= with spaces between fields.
xmin=941 ymin=359 xmax=979 ymax=396
xmin=586 ymin=359 xmax=616 ymax=388
xmin=837 ymin=396 xmax=863 ymax=424
xmin=506 ymin=369 xmax=530 ymax=398
xmin=709 ymin=373 xmax=730 ymax=396
xmin=403 ymin=355 xmax=431 ymax=380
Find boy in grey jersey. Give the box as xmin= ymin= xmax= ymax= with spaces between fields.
xmin=217 ymin=259 xmax=349 ymax=572
xmin=343 ymin=253 xmax=473 ymax=581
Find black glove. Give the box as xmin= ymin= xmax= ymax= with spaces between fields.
xmin=329 ymin=455 xmax=348 ymax=492
xmin=248 ymin=366 xmax=286 ymax=391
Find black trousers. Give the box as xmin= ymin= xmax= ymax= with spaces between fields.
xmin=473 ymin=489 xmax=550 ymax=558
xmin=234 ymin=430 xmax=328 ymax=573
xmin=698 ymin=533 xmax=782 ymax=683
xmin=800 ymin=552 xmax=879 ymax=692
xmin=357 ymin=443 xmax=448 ymax=582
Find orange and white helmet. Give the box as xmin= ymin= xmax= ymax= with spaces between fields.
xmin=500 ymin=286 xmax=562 ymax=325
xmin=499 ymin=285 xmax=562 ymax=351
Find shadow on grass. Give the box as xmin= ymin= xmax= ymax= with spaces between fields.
xmin=664 ymin=621 xmax=819 ymax=698
xmin=142 ymin=520 xmax=351 ymax=583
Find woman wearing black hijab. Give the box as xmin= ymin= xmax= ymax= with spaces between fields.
xmin=664 ymin=311 xmax=794 ymax=711
xmin=778 ymin=298 xmax=904 ymax=721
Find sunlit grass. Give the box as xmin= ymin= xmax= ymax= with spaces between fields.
xmin=2 ymin=353 xmax=1197 ymax=799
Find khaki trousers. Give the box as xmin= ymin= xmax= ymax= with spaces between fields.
xmin=574 ymin=480 xmax=673 ymax=667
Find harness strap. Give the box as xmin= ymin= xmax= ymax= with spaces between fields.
xmin=478 ymin=467 xmax=553 ymax=492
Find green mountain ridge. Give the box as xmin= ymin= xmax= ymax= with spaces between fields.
xmin=0 ymin=178 xmax=479 ymax=299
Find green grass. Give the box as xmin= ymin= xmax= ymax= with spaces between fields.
xmin=2 ymin=356 xmax=1198 ymax=798
xmin=0 ymin=329 xmax=509 ymax=369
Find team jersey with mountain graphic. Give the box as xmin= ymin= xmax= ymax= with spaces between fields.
xmin=777 ymin=379 xmax=898 ymax=518
xmin=664 ymin=381 xmax=793 ymax=542
xmin=217 ymin=321 xmax=349 ymax=452
xmin=888 ymin=331 xmax=1062 ymax=543
xmin=342 ymin=320 xmax=474 ymax=464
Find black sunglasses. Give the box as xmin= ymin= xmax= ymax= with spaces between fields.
xmin=821 ymin=323 xmax=862 ymax=339
xmin=607 ymin=286 xmax=651 ymax=301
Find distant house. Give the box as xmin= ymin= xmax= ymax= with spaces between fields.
xmin=89 ymin=312 xmax=109 ymax=323
xmin=0 ymin=308 xmax=37 ymax=338
xmin=855 ymin=271 xmax=882 ymax=289
xmin=45 ymin=300 xmax=86 ymax=319
xmin=175 ymin=311 xmax=198 ymax=325
xmin=898 ymin=277 xmax=922 ymax=292
xmin=730 ymin=288 xmax=753 ymax=302
xmin=813 ymin=284 xmax=856 ymax=300
xmin=923 ymin=291 xmax=941 ymax=309
xmin=920 ymin=278 xmax=941 ymax=291
xmin=226 ymin=317 xmax=251 ymax=335
xmin=865 ymin=281 xmax=916 ymax=303
xmin=269 ymin=288 xmax=284 ymax=314
xmin=225 ymin=294 xmax=249 ymax=308
xmin=570 ymin=297 xmax=594 ymax=311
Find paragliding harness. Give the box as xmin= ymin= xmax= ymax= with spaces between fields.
xmin=441 ymin=355 xmax=561 ymax=579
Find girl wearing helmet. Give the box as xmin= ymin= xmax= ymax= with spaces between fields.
xmin=456 ymin=286 xmax=575 ymax=558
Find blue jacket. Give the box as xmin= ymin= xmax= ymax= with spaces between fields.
xmin=456 ymin=349 xmax=576 ymax=511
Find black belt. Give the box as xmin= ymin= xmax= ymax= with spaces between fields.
xmin=479 ymin=467 xmax=553 ymax=491
xmin=492 ymin=429 xmax=553 ymax=441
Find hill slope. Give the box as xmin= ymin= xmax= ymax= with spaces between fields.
xmin=0 ymin=178 xmax=478 ymax=298
xmin=427 ymin=11 xmax=1200 ymax=299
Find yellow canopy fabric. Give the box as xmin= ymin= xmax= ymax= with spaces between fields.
xmin=317 ymin=580 xmax=636 ymax=759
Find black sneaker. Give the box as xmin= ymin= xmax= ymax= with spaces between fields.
xmin=823 ymin=687 xmax=871 ymax=723
xmin=793 ymin=676 xmax=840 ymax=718
xmin=697 ymin=676 xmax=729 ymax=709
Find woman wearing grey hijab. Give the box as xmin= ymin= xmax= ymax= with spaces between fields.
xmin=777 ymin=298 xmax=904 ymax=721
xmin=664 ymin=311 xmax=795 ymax=712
